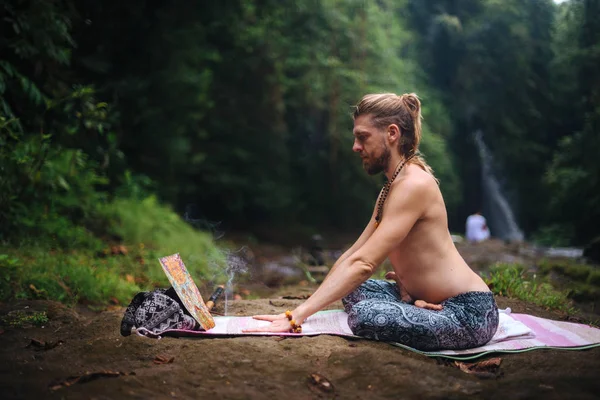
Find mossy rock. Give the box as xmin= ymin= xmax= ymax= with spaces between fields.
xmin=568 ymin=284 xmax=600 ymax=302
xmin=583 ymin=236 xmax=600 ymax=265
xmin=587 ymin=269 xmax=600 ymax=286
xmin=537 ymin=259 xmax=592 ymax=283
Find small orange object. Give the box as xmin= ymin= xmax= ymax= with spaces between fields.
xmin=288 ymin=316 xmax=302 ymax=333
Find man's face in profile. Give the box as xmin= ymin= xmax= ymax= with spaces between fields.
xmin=352 ymin=114 xmax=390 ymax=175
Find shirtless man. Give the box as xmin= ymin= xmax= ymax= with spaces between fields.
xmin=245 ymin=93 xmax=498 ymax=351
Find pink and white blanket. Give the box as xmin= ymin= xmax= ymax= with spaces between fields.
xmin=136 ymin=309 xmax=600 ymax=360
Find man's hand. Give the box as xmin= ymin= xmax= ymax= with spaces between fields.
xmin=251 ymin=313 xmax=286 ymax=322
xmin=242 ymin=313 xmax=295 ymax=333
xmin=385 ymin=271 xmax=414 ymax=303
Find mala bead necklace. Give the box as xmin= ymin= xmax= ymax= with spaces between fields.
xmin=374 ymin=154 xmax=415 ymax=228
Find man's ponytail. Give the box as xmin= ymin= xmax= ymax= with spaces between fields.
xmin=399 ymin=93 xmax=422 ymax=157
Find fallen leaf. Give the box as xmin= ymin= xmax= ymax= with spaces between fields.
xmin=27 ymin=338 xmax=45 ymax=348
xmin=454 ymin=357 xmax=502 ymax=379
xmin=308 ymin=373 xmax=334 ymax=393
xmin=49 ymin=371 xmax=134 ymax=390
xmin=153 ymin=355 xmax=175 ymax=364
xmin=110 ymin=245 xmax=128 ymax=255
xmin=29 ymin=284 xmax=44 ymax=296
xmin=125 ymin=274 xmax=135 ymax=283
xmin=26 ymin=339 xmax=64 ymax=351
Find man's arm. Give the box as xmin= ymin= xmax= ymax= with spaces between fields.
xmin=292 ymin=178 xmax=430 ymax=323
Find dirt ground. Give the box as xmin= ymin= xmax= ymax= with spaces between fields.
xmin=1 ymin=284 xmax=599 ymax=400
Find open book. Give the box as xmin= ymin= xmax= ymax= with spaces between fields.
xmin=158 ymin=253 xmax=215 ymax=330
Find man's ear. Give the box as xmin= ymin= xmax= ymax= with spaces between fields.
xmin=387 ymin=124 xmax=401 ymax=144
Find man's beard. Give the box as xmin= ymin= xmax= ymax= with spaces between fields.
xmin=363 ymin=145 xmax=391 ymax=175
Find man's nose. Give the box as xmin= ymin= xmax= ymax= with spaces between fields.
xmin=352 ymin=140 xmax=362 ymax=153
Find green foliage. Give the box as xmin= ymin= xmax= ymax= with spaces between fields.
xmin=0 ymin=247 xmax=139 ymax=304
xmin=537 ymin=259 xmax=596 ymax=283
xmin=545 ymin=0 xmax=600 ymax=244
xmin=0 ymin=127 xmax=109 ymax=247
xmin=0 ymin=185 xmax=225 ymax=305
xmin=535 ymin=258 xmax=600 ymax=303
xmin=97 ymin=196 xmax=226 ymax=284
xmin=0 ymin=196 xmax=226 ymax=305
xmin=1 ymin=0 xmax=117 ymax=246
xmin=0 ymin=254 xmax=21 ymax=301
xmin=484 ymin=263 xmax=575 ymax=314
xmin=67 ymin=0 xmax=461 ymax=231
xmin=0 ymin=8 xmax=115 ymax=244
xmin=0 ymin=0 xmax=76 ymax=126
xmin=531 ymin=225 xmax=574 ymax=247
xmin=113 ymin=170 xmax=154 ymax=200
xmin=1 ymin=311 xmax=49 ymax=328
xmin=568 ymin=284 xmax=600 ymax=303
xmin=588 ymin=270 xmax=600 ymax=286
xmin=545 ymin=124 xmax=600 ymax=244
xmin=536 ymin=257 xmax=600 ymax=304
xmin=405 ymin=0 xmax=582 ymax=237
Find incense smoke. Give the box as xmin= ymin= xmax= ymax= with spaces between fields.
xmin=184 ymin=204 xmax=225 ymax=240
xmin=222 ymin=248 xmax=250 ymax=315
xmin=183 ymin=205 xmax=252 ymax=314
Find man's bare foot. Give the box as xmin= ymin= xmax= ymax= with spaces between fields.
xmin=413 ymin=300 xmax=443 ymax=311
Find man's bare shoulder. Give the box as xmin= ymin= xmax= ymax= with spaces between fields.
xmin=385 ymin=165 xmax=441 ymax=225
xmin=391 ymin=164 xmax=439 ymax=198
xmin=375 ymin=164 xmax=438 ymax=230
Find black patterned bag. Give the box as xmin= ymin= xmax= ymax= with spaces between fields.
xmin=120 ymin=287 xmax=200 ymax=337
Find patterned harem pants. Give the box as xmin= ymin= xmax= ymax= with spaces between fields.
xmin=342 ymin=280 xmax=499 ymax=351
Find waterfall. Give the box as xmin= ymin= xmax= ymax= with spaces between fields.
xmin=474 ymin=131 xmax=524 ymax=242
